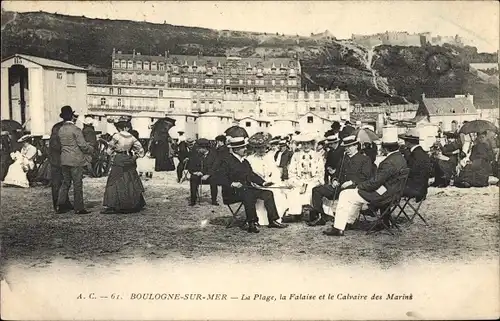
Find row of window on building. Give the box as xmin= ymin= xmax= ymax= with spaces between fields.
xmin=112 ymin=60 xmax=297 ymax=75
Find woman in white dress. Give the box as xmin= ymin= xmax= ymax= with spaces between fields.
xmin=3 ymin=135 xmax=39 ymax=188
xmin=246 ymin=132 xmax=288 ymax=224
xmin=285 ymin=133 xmax=325 ymax=215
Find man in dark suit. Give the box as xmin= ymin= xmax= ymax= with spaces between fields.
xmin=323 ymin=134 xmax=408 ymax=236
xmin=399 ymin=129 xmax=432 ymax=201
xmin=273 ymin=139 xmax=293 ymax=181
xmin=310 ymin=135 xmax=373 ymax=226
xmin=186 ymin=138 xmax=219 ymax=206
xmin=217 ymin=136 xmax=288 ymax=233
xmin=176 ymin=131 xmax=190 ymax=183
xmin=48 ymin=106 xmax=75 ymax=212
xmin=323 ymin=132 xmax=344 ymax=184
xmin=56 ymin=106 xmax=94 ymax=214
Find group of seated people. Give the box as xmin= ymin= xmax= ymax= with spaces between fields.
xmin=430 ymin=130 xmax=498 ymax=188
xmin=181 ymin=125 xmax=434 ymax=236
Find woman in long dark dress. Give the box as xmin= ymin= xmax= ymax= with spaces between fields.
xmin=101 ymin=119 xmax=146 ymax=214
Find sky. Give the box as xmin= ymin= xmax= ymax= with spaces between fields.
xmin=3 ymin=1 xmax=499 ymax=53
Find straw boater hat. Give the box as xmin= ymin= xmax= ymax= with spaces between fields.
xmin=278 ymin=139 xmax=288 ymax=146
xmin=325 ymin=133 xmax=340 ymax=144
xmin=17 ymin=134 xmax=32 ymax=143
xmin=269 ymin=136 xmax=281 ymax=145
xmin=42 ymin=134 xmax=50 ymax=140
xmin=398 ymin=128 xmax=420 ymax=143
xmin=341 ymin=135 xmax=359 ymax=147
xmin=227 ymin=136 xmax=249 ymax=149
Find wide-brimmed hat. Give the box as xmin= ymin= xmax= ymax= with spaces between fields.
xmin=294 ymin=133 xmax=317 ymax=143
xmin=83 ymin=116 xmax=95 ymax=126
xmin=1 ymin=131 xmax=9 ymax=136
xmin=341 ymin=135 xmax=359 ymax=147
xmin=186 ymin=137 xmax=196 ymax=144
xmin=248 ymin=132 xmax=272 ymax=148
xmin=398 ymin=128 xmax=420 ymax=143
xmin=196 ymin=138 xmax=211 ymax=148
xmin=325 ymin=133 xmax=340 ymax=144
xmin=227 ymin=136 xmax=249 ymax=149
xmin=17 ymin=134 xmax=32 ymax=143
xmin=59 ymin=105 xmax=75 ymax=119
xmin=42 ymin=134 xmax=51 ymax=140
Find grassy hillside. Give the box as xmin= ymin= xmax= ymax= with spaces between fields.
xmin=1 ymin=10 xmax=498 ymax=107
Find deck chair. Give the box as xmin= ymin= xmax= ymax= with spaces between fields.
xmin=396 ymin=191 xmax=428 ymax=226
xmin=366 ymin=168 xmax=410 ymax=235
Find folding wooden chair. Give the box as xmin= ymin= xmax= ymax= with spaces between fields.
xmin=366 ymin=168 xmax=410 ymax=235
xmin=179 ymin=158 xmax=190 ymax=183
xmin=224 ymin=201 xmax=245 ymax=228
xmin=396 ymin=193 xmax=428 ymax=226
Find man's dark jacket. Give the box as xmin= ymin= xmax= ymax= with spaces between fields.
xmin=357 ymin=151 xmax=408 ymax=205
xmin=216 ymin=153 xmax=265 ymax=204
xmin=48 ymin=121 xmax=64 ymax=166
xmin=334 ymin=152 xmax=373 ymax=186
xmin=82 ymin=125 xmax=98 ymax=155
xmin=186 ymin=149 xmax=217 ymax=176
xmin=403 ymin=145 xmax=432 ymax=197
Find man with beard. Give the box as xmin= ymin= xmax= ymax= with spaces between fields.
xmin=323 ymin=132 xmax=344 ymax=184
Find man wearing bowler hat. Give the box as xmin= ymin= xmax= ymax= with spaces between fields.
xmin=56 ymin=106 xmax=94 ymax=214
xmin=48 ymin=106 xmax=76 ymax=212
xmin=186 ymin=138 xmax=219 ymax=206
xmin=217 ymin=136 xmax=288 ymax=233
xmin=398 ymin=128 xmax=432 ymax=201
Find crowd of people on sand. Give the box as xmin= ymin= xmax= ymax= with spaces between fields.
xmin=1 ymin=104 xmax=499 ymax=236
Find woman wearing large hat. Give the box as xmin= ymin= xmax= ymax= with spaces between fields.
xmin=3 ymin=134 xmax=38 ymax=188
xmin=246 ymin=132 xmax=288 ymax=224
xmin=283 ymin=133 xmax=325 ymax=218
xmin=101 ymin=116 xmax=146 ymax=214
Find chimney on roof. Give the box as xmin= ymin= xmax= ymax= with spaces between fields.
xmin=112 ymin=48 xmax=116 ymax=58
xmin=421 ymin=92 xmax=426 ymax=100
xmin=133 ymin=49 xmax=136 ymax=57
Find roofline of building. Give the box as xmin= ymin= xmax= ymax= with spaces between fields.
xmin=1 ymin=53 xmax=88 ymax=72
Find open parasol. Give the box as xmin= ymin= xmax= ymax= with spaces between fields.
xmin=0 ymin=119 xmax=23 ymax=134
xmin=352 ymin=127 xmax=381 ymax=144
xmin=224 ymin=126 xmax=249 ymax=138
xmin=458 ymin=120 xmax=498 ymax=135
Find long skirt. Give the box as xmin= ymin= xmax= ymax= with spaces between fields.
xmin=152 ymin=141 xmax=175 ymax=172
xmin=103 ymin=154 xmax=146 ymax=213
xmin=35 ymin=159 xmax=52 ymax=183
xmin=284 ymin=181 xmax=317 ymax=215
xmin=3 ymin=158 xmax=29 ymax=188
xmin=456 ymin=159 xmax=492 ymax=187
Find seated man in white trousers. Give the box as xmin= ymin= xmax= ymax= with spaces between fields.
xmin=323 ymin=135 xmax=408 ymax=236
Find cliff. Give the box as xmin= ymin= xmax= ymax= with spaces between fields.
xmin=1 ymin=10 xmax=498 ymax=108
